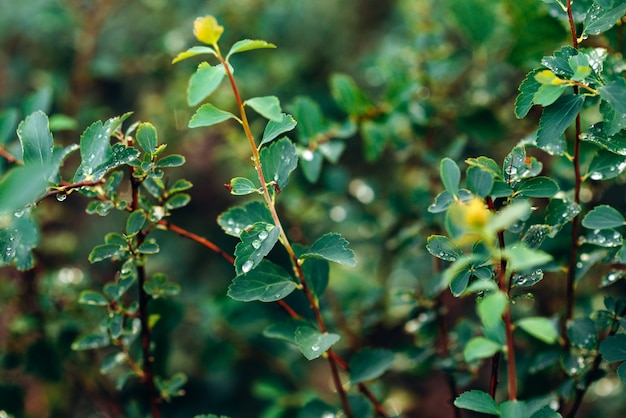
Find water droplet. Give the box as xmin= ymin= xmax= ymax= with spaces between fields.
xmin=56 ymin=193 xmax=67 ymax=202
xmin=258 ymin=230 xmax=268 ymax=240
xmin=227 ymin=219 xmax=234 ymax=225
xmin=311 ymin=344 xmax=320 ymax=352
xmin=242 ymin=260 xmax=254 ymax=273
xmin=251 ymin=240 xmax=261 ymax=249
xmin=302 ymin=149 xmax=314 ymax=161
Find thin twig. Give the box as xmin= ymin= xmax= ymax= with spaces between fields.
xmin=0 ymin=147 xmax=24 ymax=165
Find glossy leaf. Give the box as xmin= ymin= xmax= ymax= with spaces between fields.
xmin=582 ymin=205 xmax=625 ymax=229
xmin=587 ymin=150 xmax=626 ymax=180
xmin=0 ymin=165 xmax=50 ymax=214
xmin=245 ymin=96 xmax=282 ymax=121
xmin=126 ymin=210 xmax=146 ymax=236
xmin=171 ymin=46 xmax=216 ymax=64
xmin=218 ymin=201 xmax=273 ymax=237
xmin=168 ymin=179 xmax=193 ymax=195
xmin=579 ymin=229 xmax=623 ymax=247
xmin=137 ymin=240 xmax=160 ymax=254
xmin=428 ymin=190 xmax=454 ymax=213
xmin=516 ymin=317 xmax=558 ymax=344
xmin=136 ymin=122 xmax=158 ymax=153
xmin=466 ymin=166 xmax=494 ymax=198
xmin=599 ymin=334 xmax=626 ymax=362
xmin=580 ymin=123 xmax=626 ymax=155
xmin=228 ymin=260 xmax=297 ymax=302
xmin=500 ymin=400 xmax=527 ymax=418
xmin=155 ymin=154 xmax=185 ymax=168
xmin=541 ymin=46 xmax=577 ymax=78
xmin=545 ymin=198 xmax=580 ymax=237
xmin=188 ymin=63 xmax=226 ymax=106
xmin=349 ymin=348 xmax=395 ymax=384
xmin=165 ymin=193 xmax=191 ymax=210
xmin=263 ymin=318 xmax=310 ymax=343
xmin=78 ymin=290 xmax=109 ymax=306
xmin=89 ymin=244 xmax=124 ymax=263
xmin=537 ymin=95 xmax=584 ymax=157
xmin=478 ymin=291 xmax=507 ymax=330
xmin=567 ymin=318 xmax=597 ymax=349
xmin=294 ymin=326 xmax=340 ymax=360
xmin=71 ymin=333 xmax=110 ymax=350
xmin=228 ymin=177 xmax=258 ymax=195
xmin=440 ymin=158 xmax=461 ymax=195
xmin=454 ymin=390 xmax=499 ymax=415
xmin=260 ymin=138 xmax=298 ymax=190
xmin=583 ymin=3 xmax=626 ymax=36
xmin=260 ymin=113 xmax=297 ymax=146
xmin=599 ymin=78 xmax=626 ymax=116
xmin=17 ymin=111 xmax=53 ymax=169
xmin=464 ymin=337 xmax=502 ymax=362
xmin=234 ymin=222 xmax=281 ymax=274
xmin=450 ymin=268 xmax=472 ymax=297
xmin=426 ymin=235 xmax=463 ymax=261
xmin=515 ymin=68 xmax=542 ymax=119
xmin=300 ymin=233 xmax=356 ymax=266
xmin=530 ymin=407 xmax=562 ymax=418
xmin=503 ymin=245 xmax=552 ymax=271
xmin=227 ymin=39 xmax=276 ymax=58
xmin=516 ymin=176 xmax=559 ymax=198
xmin=512 ymin=269 xmax=544 ymax=287
xmin=188 ymin=104 xmax=236 ymax=128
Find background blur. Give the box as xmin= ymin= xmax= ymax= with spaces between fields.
xmin=1 ymin=0 xmax=626 ymax=417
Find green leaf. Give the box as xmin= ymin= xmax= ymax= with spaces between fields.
xmin=234 ymin=222 xmax=281 ymax=275
xmin=301 ymin=233 xmax=356 ymax=266
xmin=49 ymin=114 xmax=78 ymax=131
xmin=587 ymin=150 xmax=626 ymax=180
xmin=263 ymin=318 xmax=310 ymax=343
xmin=187 ymin=62 xmax=226 ymax=106
xmin=542 ymin=46 xmax=577 ymax=78
xmin=487 ymin=201 xmax=532 ymax=234
xmin=245 ymin=96 xmax=282 ymax=122
xmin=478 ymin=291 xmax=507 ymax=330
xmin=600 ymin=99 xmax=626 ymax=135
xmin=530 ymin=407 xmax=562 ymax=418
xmin=349 ymin=348 xmax=395 ymax=384
xmin=500 ymin=400 xmax=527 ymax=418
xmin=303 ymin=257 xmax=330 ymax=298
xmin=440 ymin=158 xmax=461 ymax=195
xmin=454 ymin=390 xmax=500 ymax=415
xmin=464 ymin=337 xmax=502 ymax=362
xmin=297 ymin=400 xmax=338 ymax=418
xmin=428 ymin=190 xmax=454 ymax=213
xmin=126 ymin=210 xmax=146 ymax=236
xmin=0 ymin=108 xmax=19 ymax=145
xmin=228 ymin=260 xmax=297 ymax=302
xmin=226 ymin=39 xmax=276 ymax=58
xmin=136 ymin=122 xmax=158 ymax=154
xmin=165 ymin=193 xmax=191 ymax=210
xmin=580 ymin=228 xmax=623 ymax=247
xmin=77 ymin=290 xmax=109 ymax=306
xmin=567 ymin=318 xmax=597 ymax=350
xmin=582 ymin=205 xmax=625 ymax=229
xmin=168 ymin=179 xmax=193 ymax=195
xmin=450 ymin=268 xmax=472 ymax=297
xmin=171 ymin=46 xmax=216 ymax=64
xmin=534 ymin=84 xmax=569 ymax=107
xmin=581 ymin=123 xmax=626 ymax=155
xmin=466 ymin=166 xmax=494 ymax=198
xmin=100 ymin=352 xmax=125 ymax=374
xmin=426 ymin=235 xmax=463 ymax=262
xmin=361 ymin=119 xmax=389 ymax=162
xmin=599 ymin=78 xmax=626 ymax=116
xmin=217 ymin=201 xmax=273 ymax=237
xmin=260 ymin=137 xmax=298 ymax=190
xmin=155 ymin=154 xmax=186 ymax=168
xmin=516 ymin=317 xmax=558 ymax=344
xmin=618 ymin=362 xmax=626 ymax=384
xmin=143 ymin=273 xmax=180 ymax=298
xmin=0 ymin=165 xmax=50 ymax=214
xmin=294 ymin=326 xmax=340 ymax=360
xmin=599 ymin=334 xmax=626 ymax=362
xmin=228 ymin=177 xmax=258 ymax=195
xmin=17 ymin=111 xmax=53 ymax=169
xmin=516 ymin=176 xmax=559 ymax=198
xmin=71 ymin=333 xmax=110 ymax=350
xmin=583 ymin=3 xmax=626 ymax=36
xmin=188 ymin=104 xmax=236 ymax=128
xmin=288 ymin=96 xmax=326 ymax=146
xmin=545 ymin=198 xmax=580 ymax=237
xmin=330 ymin=73 xmax=373 ymax=116
xmin=522 ymin=224 xmax=551 ymax=249
xmin=88 ymin=244 xmax=124 ymax=263
xmin=298 ymin=147 xmax=324 ymax=183
xmin=137 ymin=240 xmax=160 ymax=254
xmin=155 ymin=372 xmax=188 ymax=402
xmin=515 ymin=68 xmax=542 ymax=119
xmin=260 ymin=113 xmax=297 ymax=146
xmin=503 ymin=245 xmax=552 ymax=271
xmin=108 ymin=312 xmax=123 ymax=339
xmin=537 ymin=95 xmax=584 ymax=156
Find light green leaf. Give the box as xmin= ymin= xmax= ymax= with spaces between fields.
xmin=245 ymin=96 xmax=282 ymax=121
xmin=78 ymin=290 xmax=109 ymax=306
xmin=0 ymin=165 xmax=50 ymax=214
xmin=226 ymin=39 xmax=276 ymax=58
xmin=171 ymin=46 xmax=216 ymax=64
xmin=440 ymin=158 xmax=461 ymax=195
xmin=537 ymin=95 xmax=584 ymax=156
xmin=582 ymin=205 xmax=625 ymax=229
xmin=478 ymin=291 xmax=507 ymax=330
xmin=137 ymin=241 xmax=160 ymax=254
xmin=88 ymin=244 xmax=124 ymax=263
xmin=515 ymin=68 xmax=542 ymax=119
xmin=17 ymin=111 xmax=53 ymax=169
xmin=217 ymin=201 xmax=273 ymax=237
xmin=516 ymin=176 xmax=559 ymax=198
xmin=155 ymin=154 xmax=185 ymax=168
xmin=428 ymin=190 xmax=454 ymax=213
xmin=426 ymin=235 xmax=463 ymax=262
xmin=228 ymin=260 xmax=297 ymax=302
xmin=503 ymin=245 xmax=552 ymax=271
xmin=464 ymin=337 xmax=502 ymax=362
xmin=301 ymin=233 xmax=356 ymax=266
xmin=587 ymin=150 xmax=626 ymax=180
xmin=234 ymin=222 xmax=281 ymax=275
xmin=188 ymin=104 xmax=236 ymax=128
xmin=228 ymin=177 xmax=258 ymax=195
xmin=454 ymin=390 xmax=499 ymax=415
xmin=516 ymin=317 xmax=558 ymax=344
xmin=187 ymin=62 xmax=226 ymax=106
xmin=487 ymin=201 xmax=531 ymax=233
xmin=136 ymin=122 xmax=158 ymax=154
xmin=500 ymin=400 xmax=527 ymax=418
xmin=165 ymin=193 xmax=191 ymax=210
xmin=260 ymin=113 xmax=297 ymax=146
xmin=599 ymin=78 xmax=626 ymax=116
xmin=349 ymin=348 xmax=395 ymax=384
xmin=260 ymin=137 xmax=298 ymax=190
xmin=71 ymin=333 xmax=110 ymax=350
xmin=330 ymin=73 xmax=373 ymax=116
xmin=294 ymin=326 xmax=340 ymax=360
xmin=567 ymin=318 xmax=597 ymax=349
xmin=534 ymin=84 xmax=568 ymax=107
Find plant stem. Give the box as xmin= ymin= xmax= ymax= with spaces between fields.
xmin=158 ymin=220 xmax=235 ymax=264
xmin=216 ymin=47 xmax=354 ymax=418
xmin=0 ymin=147 xmax=24 ymax=165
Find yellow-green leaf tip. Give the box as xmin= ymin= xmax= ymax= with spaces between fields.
xmin=194 ymin=15 xmax=224 ymax=45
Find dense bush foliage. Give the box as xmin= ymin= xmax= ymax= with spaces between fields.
xmin=2 ymin=1 xmax=626 ymax=417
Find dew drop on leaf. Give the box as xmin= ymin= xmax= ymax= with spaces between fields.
xmin=258 ymin=230 xmax=268 ymax=240
xmin=56 ymin=193 xmax=67 ymax=202
xmin=251 ymin=240 xmax=261 ymax=249
xmin=242 ymin=260 xmax=254 ymax=273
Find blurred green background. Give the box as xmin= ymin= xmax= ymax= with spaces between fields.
xmin=1 ymin=0 xmax=626 ymax=417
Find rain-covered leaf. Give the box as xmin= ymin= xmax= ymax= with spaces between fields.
xmin=17 ymin=111 xmax=53 ymax=169
xmin=567 ymin=318 xmax=597 ymax=349
xmin=545 ymin=198 xmax=580 ymax=237
xmin=228 ymin=260 xmax=297 ymax=302
xmin=234 ymin=222 xmax=281 ymax=274
xmin=587 ymin=150 xmax=626 ymax=180
xmin=579 ymin=229 xmax=623 ymax=247
xmin=512 ymin=269 xmax=544 ymax=287
xmin=300 ymin=233 xmax=356 ymax=266
xmin=599 ymin=334 xmax=626 ymax=362
xmin=260 ymin=113 xmax=297 ymax=146
xmin=218 ymin=201 xmax=273 ymax=237
xmin=580 ymin=123 xmax=626 ymax=155
xmin=187 ymin=62 xmax=226 ymax=106
xmin=260 ymin=138 xmax=298 ymax=190
xmin=516 ymin=177 xmax=559 ymax=198
xmin=516 ymin=317 xmax=558 ymax=344
xmin=426 ymin=235 xmax=463 ymax=261
xmin=583 ymin=3 xmax=626 ymax=36
xmin=188 ymin=103 xmax=236 ymax=128
xmin=454 ymin=390 xmax=499 ymax=415
xmin=522 ymin=224 xmax=551 ymax=249
xmin=89 ymin=244 xmax=125 ymax=263
xmin=515 ymin=68 xmax=542 ymax=119
xmin=537 ymin=95 xmax=584 ymax=156
xmin=294 ymin=326 xmax=340 ymax=360
xmin=599 ymin=77 xmax=626 ymax=116
xmin=245 ymin=96 xmax=282 ymax=121
xmin=78 ymin=290 xmax=109 ymax=306
xmin=126 ymin=210 xmax=146 ymax=236
xmin=349 ymin=348 xmax=395 ymax=384
xmin=582 ymin=205 xmax=625 ymax=229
